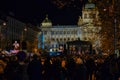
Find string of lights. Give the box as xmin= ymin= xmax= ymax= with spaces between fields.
xmin=51 ymin=0 xmax=86 ymax=9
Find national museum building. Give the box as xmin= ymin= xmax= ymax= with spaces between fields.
xmin=38 ymin=1 xmax=101 ymax=51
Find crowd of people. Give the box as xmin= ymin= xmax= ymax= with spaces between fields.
xmin=0 ymin=50 xmax=120 ymax=80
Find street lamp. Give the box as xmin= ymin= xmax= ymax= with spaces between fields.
xmin=113 ymin=0 xmax=117 ymax=54
xmin=0 ymin=22 xmax=6 ymax=50
xmin=114 ymin=18 xmax=117 ymax=54
xmin=21 ymin=27 xmax=27 ymax=50
xmin=21 ymin=27 xmax=27 ymax=41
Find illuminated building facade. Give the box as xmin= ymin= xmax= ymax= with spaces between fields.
xmin=0 ymin=14 xmax=39 ymax=51
xmin=38 ymin=15 xmax=82 ymax=50
xmin=7 ymin=17 xmax=40 ymax=51
xmin=38 ymin=1 xmax=101 ymax=51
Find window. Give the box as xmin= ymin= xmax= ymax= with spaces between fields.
xmin=56 ymin=31 xmax=58 ymax=35
xmin=56 ymin=38 xmax=59 ymax=41
xmin=89 ymin=13 xmax=93 ymax=18
xmin=44 ymin=31 xmax=47 ymax=35
xmin=84 ymin=14 xmax=87 ymax=18
xmin=72 ymin=38 xmax=74 ymax=41
xmin=51 ymin=38 xmax=55 ymax=41
xmin=74 ymin=30 xmax=77 ymax=34
xmin=67 ymin=31 xmax=70 ymax=34
xmin=93 ymin=14 xmax=96 ymax=18
xmin=60 ymin=38 xmax=62 ymax=41
xmin=51 ymin=31 xmax=54 ymax=35
xmin=68 ymin=38 xmax=70 ymax=41
xmin=89 ymin=13 xmax=96 ymax=18
xmin=64 ymin=31 xmax=66 ymax=34
xmin=44 ymin=37 xmax=46 ymax=41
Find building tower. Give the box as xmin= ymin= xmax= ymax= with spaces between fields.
xmin=78 ymin=0 xmax=101 ymax=49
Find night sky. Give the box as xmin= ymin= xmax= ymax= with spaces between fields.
xmin=0 ymin=0 xmax=87 ymax=25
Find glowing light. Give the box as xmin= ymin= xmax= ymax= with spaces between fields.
xmin=3 ymin=22 xmax=6 ymax=26
xmin=51 ymin=0 xmax=83 ymax=9
xmin=24 ymin=28 xmax=27 ymax=31
xmin=103 ymin=8 xmax=107 ymax=11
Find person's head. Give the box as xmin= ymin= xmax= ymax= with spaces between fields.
xmin=33 ymin=54 xmax=38 ymax=60
xmin=61 ymin=60 xmax=66 ymax=68
xmin=17 ymin=51 xmax=26 ymax=62
xmin=15 ymin=41 xmax=17 ymax=43
xmin=76 ymin=57 xmax=83 ymax=64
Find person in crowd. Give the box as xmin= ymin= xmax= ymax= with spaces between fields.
xmin=16 ymin=51 xmax=28 ymax=80
xmin=117 ymin=55 xmax=120 ymax=80
xmin=41 ymin=56 xmax=55 ymax=80
xmin=13 ymin=41 xmax=19 ymax=50
xmin=40 ymin=57 xmax=46 ymax=80
xmin=0 ymin=57 xmax=6 ymax=80
xmin=67 ymin=56 xmax=75 ymax=80
xmin=94 ymin=58 xmax=104 ymax=80
xmin=4 ymin=56 xmax=20 ymax=80
xmin=27 ymin=54 xmax=42 ymax=80
xmin=85 ymin=56 xmax=95 ymax=80
xmin=51 ymin=56 xmax=61 ymax=80
xmin=109 ymin=54 xmax=119 ymax=80
xmin=45 ymin=57 xmax=59 ymax=80
xmin=59 ymin=59 xmax=68 ymax=80
xmin=73 ymin=57 xmax=87 ymax=80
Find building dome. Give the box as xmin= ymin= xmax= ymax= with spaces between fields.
xmin=85 ymin=0 xmax=95 ymax=9
xmin=41 ymin=15 xmax=52 ymax=27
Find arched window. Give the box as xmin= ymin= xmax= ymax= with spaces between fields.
xmin=64 ymin=38 xmax=66 ymax=42
xmin=68 ymin=38 xmax=70 ymax=41
xmin=67 ymin=31 xmax=70 ymax=34
xmin=72 ymin=38 xmax=74 ymax=41
xmin=64 ymin=31 xmax=66 ymax=34
xmin=84 ymin=13 xmax=87 ymax=18
xmin=60 ymin=38 xmax=62 ymax=41
xmin=56 ymin=38 xmax=59 ymax=41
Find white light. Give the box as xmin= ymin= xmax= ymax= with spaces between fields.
xmin=103 ymin=8 xmax=107 ymax=11
xmin=3 ymin=22 xmax=6 ymax=26
xmin=24 ymin=28 xmax=27 ymax=31
xmin=50 ymin=48 xmax=53 ymax=52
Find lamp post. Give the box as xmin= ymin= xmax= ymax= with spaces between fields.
xmin=0 ymin=24 xmax=2 ymax=50
xmin=114 ymin=18 xmax=117 ymax=54
xmin=113 ymin=0 xmax=117 ymax=54
xmin=21 ymin=28 xmax=27 ymax=41
xmin=0 ymin=22 xmax=6 ymax=50
xmin=21 ymin=27 xmax=27 ymax=50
